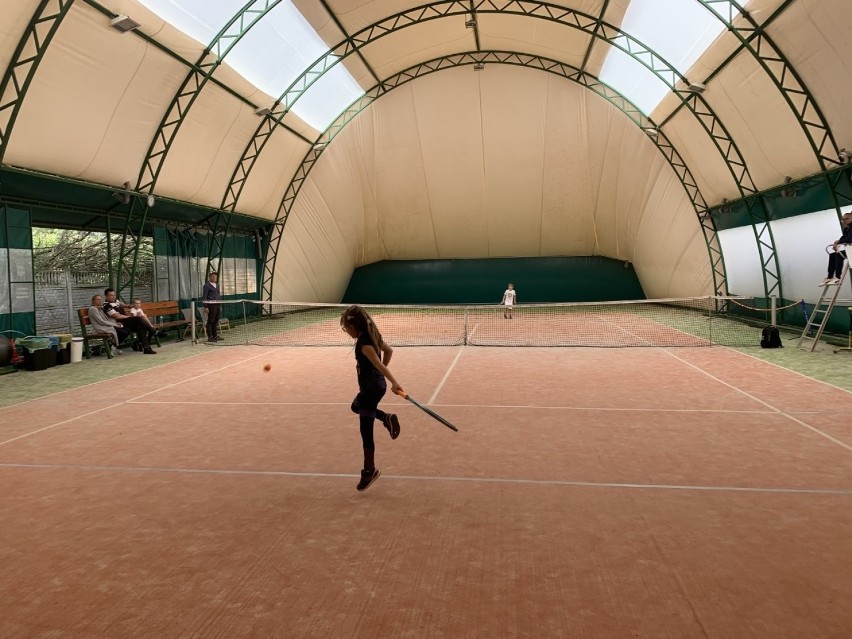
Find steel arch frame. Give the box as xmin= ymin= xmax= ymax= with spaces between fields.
xmin=0 ymin=0 xmax=75 ymax=167
xmin=256 ymin=51 xmax=728 ymax=302
xmin=110 ymin=1 xmax=285 ymax=300
xmin=695 ymin=0 xmax=840 ymax=171
xmin=204 ymin=0 xmax=388 ymax=277
xmin=221 ymin=1 xmax=775 ymax=298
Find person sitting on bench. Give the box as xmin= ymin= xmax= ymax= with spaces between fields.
xmin=103 ymin=288 xmax=156 ymax=354
xmin=88 ymin=294 xmax=124 ymax=355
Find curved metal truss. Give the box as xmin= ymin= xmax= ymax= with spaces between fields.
xmin=0 ymin=0 xmax=75 ymax=166
xmin=220 ymin=1 xmax=778 ymax=298
xmin=136 ymin=0 xmax=284 ymax=195
xmin=116 ymin=0 xmax=284 ymax=300
xmin=696 ymin=0 xmax=839 ymax=170
xmin=254 ymin=51 xmax=728 ymax=302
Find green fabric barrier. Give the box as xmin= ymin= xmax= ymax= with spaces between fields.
xmin=0 ymin=207 xmax=35 ymax=336
xmin=342 ymin=256 xmax=644 ymax=304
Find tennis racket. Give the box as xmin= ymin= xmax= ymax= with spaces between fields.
xmin=394 ymin=390 xmax=459 ymax=432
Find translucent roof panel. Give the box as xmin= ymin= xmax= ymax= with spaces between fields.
xmin=599 ymin=0 xmax=741 ymax=115
xmin=138 ymin=0 xmax=364 ymax=131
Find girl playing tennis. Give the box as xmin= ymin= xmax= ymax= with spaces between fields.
xmin=341 ymin=305 xmax=403 ymax=491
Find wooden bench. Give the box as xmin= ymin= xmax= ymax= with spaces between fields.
xmin=141 ymin=300 xmax=190 ymax=339
xmin=77 ymin=300 xmax=190 ymax=359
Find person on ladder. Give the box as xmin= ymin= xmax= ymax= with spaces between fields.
xmin=820 ymin=211 xmax=852 ymax=285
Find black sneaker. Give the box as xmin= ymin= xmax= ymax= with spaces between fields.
xmin=356 ymin=468 xmax=381 ymax=491
xmin=384 ymin=414 xmax=400 ymax=440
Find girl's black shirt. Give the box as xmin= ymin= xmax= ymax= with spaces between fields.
xmin=355 ymin=332 xmax=382 ymax=387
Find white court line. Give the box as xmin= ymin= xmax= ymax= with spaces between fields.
xmin=0 ymin=348 xmax=276 ymax=448
xmin=125 ymin=399 xmax=801 ymax=414
xmin=725 ymin=345 xmax=852 ymax=397
xmin=428 ymin=343 xmax=466 ymax=404
xmin=1 ymin=462 xmax=850 ymax=495
xmin=663 ymin=349 xmax=852 ymax=453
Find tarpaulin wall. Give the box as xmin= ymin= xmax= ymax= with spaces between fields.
xmin=342 ymin=256 xmax=644 ymax=305
xmin=152 ymin=228 xmax=261 ymax=318
xmin=0 ymin=207 xmax=35 ymax=337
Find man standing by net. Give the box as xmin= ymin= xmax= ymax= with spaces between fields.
xmin=203 ymin=271 xmax=223 ymax=343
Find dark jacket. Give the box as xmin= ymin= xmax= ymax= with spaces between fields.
xmin=202 ymin=280 xmax=221 ymax=307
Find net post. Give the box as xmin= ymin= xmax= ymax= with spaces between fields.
xmin=770 ymin=294 xmax=777 ymax=326
xmin=463 ymin=305 xmax=468 ymax=346
xmin=242 ymin=299 xmax=247 ymax=329
xmin=190 ymin=300 xmax=196 ymax=345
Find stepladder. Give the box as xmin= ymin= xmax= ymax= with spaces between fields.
xmin=799 ymin=249 xmax=851 ymax=351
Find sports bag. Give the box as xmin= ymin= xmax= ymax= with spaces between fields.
xmin=760 ymin=325 xmax=783 ymax=348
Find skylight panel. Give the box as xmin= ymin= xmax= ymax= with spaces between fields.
xmin=139 ymin=0 xmax=365 ymax=131
xmin=599 ymin=0 xmax=741 ymax=115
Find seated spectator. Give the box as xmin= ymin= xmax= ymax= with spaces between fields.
xmin=103 ymin=288 xmax=156 ymax=354
xmin=88 ymin=294 xmax=126 ymax=356
xmin=129 ymin=299 xmax=158 ymax=333
xmin=820 ymin=211 xmax=852 ymax=285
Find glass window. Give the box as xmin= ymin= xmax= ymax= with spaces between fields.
xmin=599 ymin=0 xmax=745 ymax=115
xmin=139 ymin=0 xmax=364 ymax=130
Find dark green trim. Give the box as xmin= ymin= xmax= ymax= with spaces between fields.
xmin=0 ymin=167 xmax=269 ymax=234
xmin=712 ymin=166 xmax=852 ymax=232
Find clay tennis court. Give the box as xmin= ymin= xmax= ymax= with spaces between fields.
xmin=1 ymin=343 xmax=851 ymax=638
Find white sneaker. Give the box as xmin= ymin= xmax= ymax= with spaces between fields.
xmin=829 ymin=277 xmax=841 ymax=285
xmin=819 ymin=278 xmax=833 ymax=286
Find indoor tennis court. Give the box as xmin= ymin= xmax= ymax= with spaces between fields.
xmin=1 ymin=342 xmax=851 ymax=637
xmin=3 ymin=1 xmax=852 ymax=637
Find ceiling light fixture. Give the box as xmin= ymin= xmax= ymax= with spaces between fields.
xmin=109 ymin=15 xmax=140 ymax=34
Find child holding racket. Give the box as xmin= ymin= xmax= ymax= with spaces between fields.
xmin=340 ymin=305 xmax=404 ymax=491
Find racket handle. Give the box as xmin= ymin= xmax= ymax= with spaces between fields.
xmin=393 ymin=389 xmax=408 ymax=399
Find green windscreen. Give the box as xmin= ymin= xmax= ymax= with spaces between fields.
xmin=342 ymin=256 xmax=644 ymax=304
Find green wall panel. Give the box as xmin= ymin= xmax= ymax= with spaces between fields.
xmin=342 ymin=257 xmax=644 ymax=304
xmin=0 ymin=206 xmax=35 ymax=336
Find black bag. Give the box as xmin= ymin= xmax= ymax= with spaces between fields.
xmin=760 ymin=325 xmax=783 ymax=348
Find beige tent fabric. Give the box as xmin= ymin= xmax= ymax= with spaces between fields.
xmin=275 ymin=65 xmax=711 ymax=301
xmin=1 ymin=0 xmax=850 ymax=303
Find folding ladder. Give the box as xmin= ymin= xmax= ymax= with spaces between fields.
xmin=798 ymin=257 xmax=851 ymax=351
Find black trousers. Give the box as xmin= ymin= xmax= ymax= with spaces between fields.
xmin=121 ymin=317 xmax=151 ymax=348
xmin=206 ymin=304 xmax=221 ymax=339
xmin=351 ymin=376 xmax=387 ymax=452
xmin=827 ymin=251 xmax=848 ymax=278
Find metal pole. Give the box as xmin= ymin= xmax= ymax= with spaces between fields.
xmin=190 ymin=299 xmax=196 ymax=345
xmin=64 ymin=267 xmax=74 ymax=334
xmin=770 ymin=294 xmax=777 ymax=326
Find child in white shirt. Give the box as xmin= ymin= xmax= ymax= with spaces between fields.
xmin=501 ymin=283 xmax=516 ymax=319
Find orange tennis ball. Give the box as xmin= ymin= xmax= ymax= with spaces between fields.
xmin=263 ymin=363 xmax=271 ymax=372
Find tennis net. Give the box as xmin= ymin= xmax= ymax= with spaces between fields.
xmin=199 ymin=296 xmax=763 ymax=347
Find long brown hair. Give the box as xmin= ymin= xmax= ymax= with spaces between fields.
xmin=340 ymin=305 xmax=385 ymax=349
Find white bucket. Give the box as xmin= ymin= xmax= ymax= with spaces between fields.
xmin=70 ymin=337 xmax=84 ymax=363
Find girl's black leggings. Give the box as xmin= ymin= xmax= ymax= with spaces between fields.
xmin=351 ymin=378 xmax=387 ymax=451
